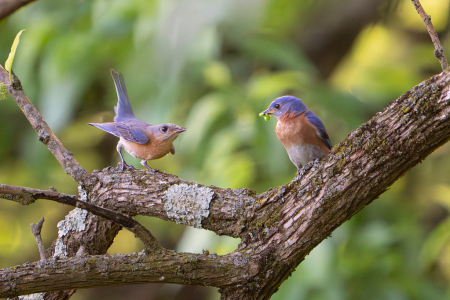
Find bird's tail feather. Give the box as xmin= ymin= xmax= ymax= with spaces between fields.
xmin=88 ymin=122 xmax=121 ymax=138
xmin=110 ymin=69 xmax=135 ymax=122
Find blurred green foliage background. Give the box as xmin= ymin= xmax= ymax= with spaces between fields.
xmin=1 ymin=0 xmax=450 ymax=299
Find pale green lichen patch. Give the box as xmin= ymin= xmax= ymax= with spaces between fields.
xmin=163 ymin=183 xmax=214 ymax=229
xmin=0 ymin=83 xmax=7 ymax=100
xmin=18 ymin=193 xmax=35 ymax=205
xmin=57 ymin=208 xmax=88 ymax=237
xmin=54 ymin=208 xmax=88 ymax=258
xmin=54 ymin=240 xmax=68 ymax=258
xmin=78 ymin=185 xmax=88 ymax=201
xmin=19 ymin=293 xmax=45 ymax=300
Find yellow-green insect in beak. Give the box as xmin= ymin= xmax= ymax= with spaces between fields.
xmin=259 ymin=109 xmax=274 ymax=121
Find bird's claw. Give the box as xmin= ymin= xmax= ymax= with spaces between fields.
xmin=118 ymin=162 xmax=136 ymax=171
xmin=140 ymin=160 xmax=153 ymax=170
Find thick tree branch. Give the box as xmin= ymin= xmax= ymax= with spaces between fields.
xmin=0 ymin=251 xmax=256 ymax=298
xmin=0 ymin=0 xmax=37 ymax=20
xmin=2 ymin=70 xmax=449 ymax=299
xmin=411 ymin=0 xmax=449 ymax=70
xmin=84 ymin=169 xmax=257 ymax=238
xmin=0 ymin=184 xmax=163 ymax=251
xmin=0 ymin=65 xmax=89 ymax=182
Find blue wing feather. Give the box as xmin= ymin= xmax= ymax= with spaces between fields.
xmin=116 ymin=123 xmax=149 ymax=144
xmin=88 ymin=122 xmax=121 ymax=138
xmin=89 ymin=121 xmax=149 ymax=144
xmin=305 ymin=111 xmax=332 ymax=149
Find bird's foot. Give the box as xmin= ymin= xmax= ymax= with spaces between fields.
xmin=118 ymin=162 xmax=136 ymax=171
xmin=141 ymin=161 xmax=152 ymax=170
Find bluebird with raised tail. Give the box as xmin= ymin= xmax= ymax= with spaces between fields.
xmin=260 ymin=96 xmax=331 ymax=170
xmin=89 ymin=69 xmax=186 ymax=171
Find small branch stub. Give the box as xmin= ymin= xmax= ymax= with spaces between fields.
xmin=30 ymin=217 xmax=46 ymax=262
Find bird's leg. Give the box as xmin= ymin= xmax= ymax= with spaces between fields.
xmin=295 ymin=164 xmax=303 ymax=176
xmin=141 ymin=160 xmax=152 ymax=170
xmin=116 ymin=142 xmax=135 ymax=171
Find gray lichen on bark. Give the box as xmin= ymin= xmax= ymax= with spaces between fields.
xmin=19 ymin=293 xmax=44 ymax=300
xmin=78 ymin=185 xmax=88 ymax=201
xmin=54 ymin=208 xmax=88 ymax=258
xmin=163 ymin=183 xmax=214 ymax=228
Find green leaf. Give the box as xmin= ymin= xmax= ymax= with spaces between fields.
xmin=5 ymin=29 xmax=25 ymax=82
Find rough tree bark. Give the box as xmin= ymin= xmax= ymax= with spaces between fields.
xmin=1 ymin=60 xmax=450 ymax=299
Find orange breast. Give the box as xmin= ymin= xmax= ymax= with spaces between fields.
xmin=121 ymin=136 xmax=173 ymax=161
xmin=275 ymin=112 xmax=330 ymax=167
xmin=275 ymin=112 xmax=322 ymax=148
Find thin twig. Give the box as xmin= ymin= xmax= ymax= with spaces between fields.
xmin=411 ymin=0 xmax=449 ymax=70
xmin=0 ymin=66 xmax=89 ymax=182
xmin=0 ymin=0 xmax=37 ymax=20
xmin=0 ymin=184 xmax=163 ymax=251
xmin=30 ymin=217 xmax=46 ymax=262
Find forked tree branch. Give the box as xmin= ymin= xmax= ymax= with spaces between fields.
xmin=1 ymin=68 xmax=450 ymax=299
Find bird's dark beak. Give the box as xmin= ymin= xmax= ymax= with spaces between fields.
xmin=172 ymin=127 xmax=186 ymax=134
xmin=259 ymin=109 xmax=273 ymax=121
xmin=260 ymin=109 xmax=274 ymax=115
xmin=165 ymin=126 xmax=186 ymax=141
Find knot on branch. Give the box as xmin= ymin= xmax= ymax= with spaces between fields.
xmin=10 ymin=71 xmax=22 ymax=90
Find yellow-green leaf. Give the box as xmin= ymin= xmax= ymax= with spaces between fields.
xmin=5 ymin=29 xmax=25 ymax=82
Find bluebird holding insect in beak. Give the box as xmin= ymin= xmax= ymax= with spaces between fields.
xmin=260 ymin=96 xmax=332 ymax=170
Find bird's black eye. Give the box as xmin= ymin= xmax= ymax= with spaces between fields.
xmin=274 ymin=103 xmax=280 ymax=109
xmin=161 ymin=126 xmax=168 ymax=133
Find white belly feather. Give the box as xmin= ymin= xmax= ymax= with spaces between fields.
xmin=286 ymin=144 xmax=323 ymax=169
